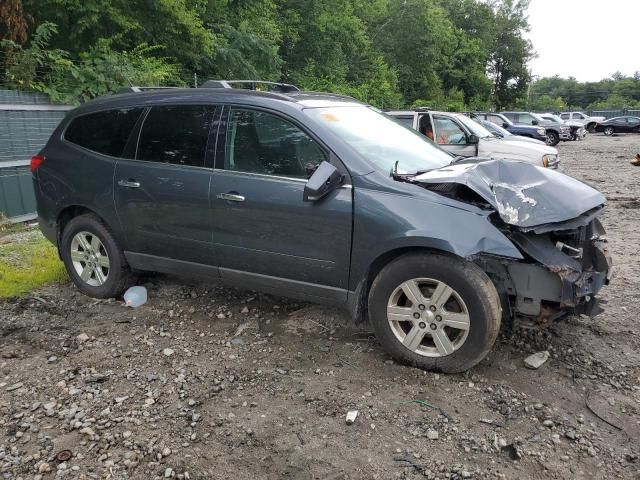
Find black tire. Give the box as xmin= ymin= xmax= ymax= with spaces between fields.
xmin=546 ymin=131 xmax=560 ymax=146
xmin=60 ymin=214 xmax=133 ymax=298
xmin=586 ymin=122 xmax=596 ymax=133
xmin=603 ymin=126 xmax=614 ymax=136
xmin=368 ymin=252 xmax=501 ymax=373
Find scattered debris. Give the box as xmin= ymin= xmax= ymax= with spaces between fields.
xmin=162 ymin=348 xmax=175 ymax=357
xmin=345 ymin=410 xmax=358 ymax=425
xmin=76 ymin=332 xmax=90 ymax=343
xmin=123 ymin=286 xmax=147 ymax=307
xmin=55 ymin=450 xmax=73 ymax=462
xmin=524 ymin=351 xmax=550 ymax=369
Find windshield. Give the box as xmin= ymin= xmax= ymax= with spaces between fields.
xmin=305 ymin=106 xmax=453 ymax=174
xmin=545 ymin=114 xmax=564 ymax=123
xmin=456 ymin=114 xmax=493 ymax=138
xmin=478 ymin=119 xmax=511 ymax=137
xmin=531 ymin=112 xmax=547 ymax=123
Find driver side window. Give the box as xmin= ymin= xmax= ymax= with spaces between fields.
xmin=224 ymin=108 xmax=327 ymax=178
xmin=433 ymin=117 xmax=466 ymax=145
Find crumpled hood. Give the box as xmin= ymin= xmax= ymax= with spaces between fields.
xmin=414 ymin=159 xmax=606 ymax=228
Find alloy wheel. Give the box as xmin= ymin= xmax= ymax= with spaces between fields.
xmin=604 ymin=127 xmax=614 ymax=136
xmin=70 ymin=231 xmax=110 ymax=286
xmin=386 ymin=278 xmax=470 ymax=357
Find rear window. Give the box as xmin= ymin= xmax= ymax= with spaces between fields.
xmin=136 ymin=105 xmax=215 ymax=167
xmin=64 ymin=108 xmax=143 ymax=157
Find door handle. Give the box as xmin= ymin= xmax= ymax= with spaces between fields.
xmin=216 ymin=193 xmax=245 ymax=202
xmin=118 ymin=179 xmax=141 ymax=189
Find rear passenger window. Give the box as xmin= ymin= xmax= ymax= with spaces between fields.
xmin=137 ymin=105 xmax=215 ymax=167
xmin=65 ymin=108 xmax=143 ymax=157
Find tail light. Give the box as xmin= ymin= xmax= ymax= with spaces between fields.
xmin=30 ymin=155 xmax=45 ymax=173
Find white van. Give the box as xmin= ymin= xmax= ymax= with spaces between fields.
xmin=388 ymin=109 xmax=560 ymax=169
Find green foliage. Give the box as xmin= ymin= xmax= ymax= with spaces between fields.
xmin=3 ymin=0 xmax=537 ymax=110
xmin=0 ymin=230 xmax=67 ymax=298
xmin=529 ymin=74 xmax=640 ymax=111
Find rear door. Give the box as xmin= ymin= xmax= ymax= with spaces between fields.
xmin=114 ymin=105 xmax=218 ymax=265
xmin=210 ymin=106 xmax=353 ymax=301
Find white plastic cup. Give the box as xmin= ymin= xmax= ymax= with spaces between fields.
xmin=123 ymin=286 xmax=147 ymax=308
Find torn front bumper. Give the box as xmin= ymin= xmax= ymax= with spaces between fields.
xmin=481 ymin=216 xmax=612 ymax=324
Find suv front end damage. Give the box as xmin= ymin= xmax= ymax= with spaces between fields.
xmin=477 ymin=213 xmax=611 ymax=325
xmin=412 ymin=159 xmax=612 ymax=325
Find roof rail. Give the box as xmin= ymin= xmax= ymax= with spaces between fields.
xmin=200 ymin=80 xmax=300 ymax=93
xmin=117 ymin=86 xmax=181 ymax=94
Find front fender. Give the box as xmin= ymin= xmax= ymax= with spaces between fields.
xmin=349 ymin=185 xmax=523 ymax=290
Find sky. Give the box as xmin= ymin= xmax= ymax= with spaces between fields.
xmin=525 ymin=0 xmax=639 ymax=81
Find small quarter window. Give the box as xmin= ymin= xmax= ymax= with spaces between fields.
xmin=137 ymin=105 xmax=215 ymax=167
xmin=65 ymin=108 xmax=143 ymax=157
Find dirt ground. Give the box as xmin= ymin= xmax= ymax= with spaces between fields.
xmin=1 ymin=134 xmax=640 ymax=480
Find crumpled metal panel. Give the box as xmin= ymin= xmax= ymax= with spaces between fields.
xmin=413 ymin=159 xmax=606 ymax=228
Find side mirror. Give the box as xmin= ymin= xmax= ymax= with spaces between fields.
xmin=303 ymin=161 xmax=343 ymax=202
xmin=531 ymin=120 xmax=538 ymax=125
xmin=468 ymin=134 xmax=479 ymax=145
xmin=502 ymin=122 xmax=509 ymax=129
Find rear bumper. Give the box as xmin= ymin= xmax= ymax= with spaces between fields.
xmin=559 ymin=131 xmax=572 ymax=140
xmin=38 ymin=215 xmax=57 ymax=246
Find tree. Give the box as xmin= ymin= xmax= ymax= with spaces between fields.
xmin=0 ymin=0 xmax=29 ymax=44
xmin=487 ymin=0 xmax=533 ymax=110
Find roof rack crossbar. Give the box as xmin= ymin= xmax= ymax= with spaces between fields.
xmin=200 ymin=80 xmax=300 ymax=93
xmin=117 ymin=86 xmax=181 ymax=94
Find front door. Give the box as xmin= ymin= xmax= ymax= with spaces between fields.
xmin=114 ymin=105 xmax=218 ymax=265
xmin=210 ymin=107 xmax=353 ymax=300
xmin=431 ymin=115 xmax=477 ymax=157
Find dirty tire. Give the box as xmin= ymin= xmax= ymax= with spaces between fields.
xmin=546 ymin=131 xmax=560 ymax=146
xmin=60 ymin=214 xmax=133 ymax=299
xmin=587 ymin=122 xmax=596 ymax=133
xmin=368 ymin=253 xmax=501 ymax=373
xmin=603 ymin=126 xmax=614 ymax=136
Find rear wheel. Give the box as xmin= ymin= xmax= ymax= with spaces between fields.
xmin=586 ymin=122 xmax=596 ymax=133
xmin=368 ymin=253 xmax=501 ymax=373
xmin=60 ymin=214 xmax=133 ymax=298
xmin=603 ymin=126 xmax=615 ymax=136
xmin=546 ymin=131 xmax=560 ymax=146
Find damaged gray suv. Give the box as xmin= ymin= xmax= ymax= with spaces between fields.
xmin=32 ymin=82 xmax=612 ymax=373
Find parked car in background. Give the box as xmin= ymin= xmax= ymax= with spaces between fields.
xmin=541 ymin=113 xmax=586 ymax=141
xmin=560 ymin=112 xmax=605 ymax=132
xmin=594 ymin=116 xmax=640 ymax=135
xmin=388 ymin=110 xmax=559 ymax=168
xmin=500 ymin=111 xmax=571 ymax=146
xmin=473 ymin=112 xmax=548 ymax=142
xmin=475 ymin=118 xmax=548 ymax=145
xmin=32 ymin=82 xmax=609 ymax=373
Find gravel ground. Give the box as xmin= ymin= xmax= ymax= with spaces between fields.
xmin=1 ymin=134 xmax=640 ymax=480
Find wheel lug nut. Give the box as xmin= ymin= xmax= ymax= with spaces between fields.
xmin=419 ymin=322 xmax=426 ymax=329
xmin=413 ymin=312 xmax=420 ymax=319
xmin=429 ymin=305 xmax=436 ymax=312
xmin=436 ymin=315 xmax=442 ymax=322
xmin=418 ymin=304 xmax=425 ymax=310
xmin=430 ymin=323 xmax=437 ymax=330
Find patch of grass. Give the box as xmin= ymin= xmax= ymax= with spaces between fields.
xmin=0 ymin=231 xmax=68 ymax=297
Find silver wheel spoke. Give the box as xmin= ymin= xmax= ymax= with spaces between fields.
xmin=90 ymin=235 xmax=102 ymax=252
xmin=403 ymin=325 xmax=426 ymax=351
xmin=96 ymin=255 xmax=110 ymax=268
xmin=400 ymin=280 xmax=425 ymax=307
xmin=70 ymin=250 xmax=85 ymax=263
xmin=80 ymin=265 xmax=93 ymax=281
xmin=387 ymin=305 xmax=414 ymax=322
xmin=442 ymin=311 xmax=470 ymax=330
xmin=93 ymin=267 xmax=107 ymax=285
xmin=77 ymin=234 xmax=91 ymax=252
xmin=430 ymin=282 xmax=453 ymax=309
xmin=432 ymin=329 xmax=454 ymax=356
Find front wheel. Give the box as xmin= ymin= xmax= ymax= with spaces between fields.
xmin=368 ymin=253 xmax=502 ymax=373
xmin=546 ymin=131 xmax=560 ymax=146
xmin=60 ymin=214 xmax=133 ymax=298
xmin=603 ymin=126 xmax=615 ymax=136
